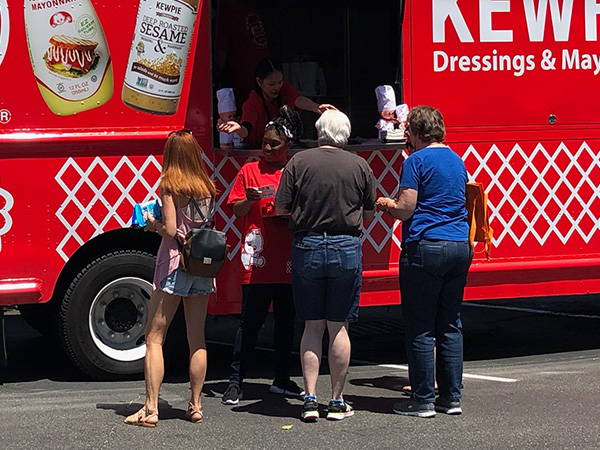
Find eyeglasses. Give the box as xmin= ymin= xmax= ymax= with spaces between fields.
xmin=169 ymin=128 xmax=193 ymax=136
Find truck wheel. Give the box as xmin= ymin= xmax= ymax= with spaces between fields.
xmin=59 ymin=250 xmax=155 ymax=379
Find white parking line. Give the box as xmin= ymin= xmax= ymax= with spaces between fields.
xmin=377 ymin=364 xmax=519 ymax=383
xmin=349 ymin=356 xmax=520 ymax=383
xmin=374 ymin=363 xmax=518 ymax=383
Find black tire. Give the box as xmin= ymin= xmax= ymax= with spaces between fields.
xmin=59 ymin=250 xmax=155 ymax=380
xmin=18 ymin=303 xmax=59 ymax=338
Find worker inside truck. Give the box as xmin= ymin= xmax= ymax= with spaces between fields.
xmin=217 ymin=58 xmax=337 ymax=148
xmin=211 ymin=0 xmax=402 ymax=149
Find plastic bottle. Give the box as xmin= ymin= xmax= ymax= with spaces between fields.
xmin=122 ymin=0 xmax=199 ymax=115
xmin=0 ymin=0 xmax=9 ymax=68
xmin=24 ymin=0 xmax=113 ymax=116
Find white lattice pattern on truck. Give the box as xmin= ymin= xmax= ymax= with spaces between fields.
xmin=53 ymin=142 xmax=600 ymax=261
xmin=462 ymin=142 xmax=600 ymax=246
xmin=55 ymin=156 xmax=162 ymax=261
xmin=200 ymin=153 xmax=247 ymax=260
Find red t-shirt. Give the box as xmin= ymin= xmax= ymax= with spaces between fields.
xmin=227 ymin=159 xmax=292 ymax=284
xmin=240 ymin=81 xmax=300 ymax=148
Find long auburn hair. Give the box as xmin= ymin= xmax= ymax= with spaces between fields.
xmin=160 ymin=130 xmax=217 ymax=199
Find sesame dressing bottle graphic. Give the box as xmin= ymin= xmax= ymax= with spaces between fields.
xmin=122 ymin=0 xmax=199 ymax=115
xmin=24 ymin=0 xmax=113 ymax=116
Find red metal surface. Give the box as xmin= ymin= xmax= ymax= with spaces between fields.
xmin=0 ymin=278 xmax=43 ymax=305
xmin=400 ymin=0 xmax=600 ymax=302
xmin=0 ymin=0 xmax=598 ymax=317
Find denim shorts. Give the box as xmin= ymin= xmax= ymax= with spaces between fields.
xmin=291 ymin=233 xmax=362 ymax=322
xmin=159 ymin=268 xmax=215 ymax=297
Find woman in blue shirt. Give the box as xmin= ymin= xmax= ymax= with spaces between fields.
xmin=377 ymin=105 xmax=472 ymax=418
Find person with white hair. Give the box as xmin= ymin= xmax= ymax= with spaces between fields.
xmin=275 ymin=110 xmax=375 ymax=422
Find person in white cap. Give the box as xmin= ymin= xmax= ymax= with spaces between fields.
xmin=217 ymin=88 xmax=237 ymax=146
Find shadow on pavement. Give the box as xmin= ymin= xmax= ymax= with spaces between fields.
xmin=203 ymin=380 xmax=303 ymax=419
xmin=230 ymin=396 xmax=299 ymax=419
xmin=343 ymin=394 xmax=398 ymax=415
xmin=350 ymin=375 xmax=410 ymax=393
xmin=97 ymin=398 xmax=185 ymax=421
xmin=2 ymin=295 xmax=600 ymax=384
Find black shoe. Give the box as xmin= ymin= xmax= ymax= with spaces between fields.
xmin=435 ymin=397 xmax=462 ymax=415
xmin=222 ymin=383 xmax=241 ymax=405
xmin=270 ymin=379 xmax=305 ymax=397
xmin=392 ymin=399 xmax=436 ymax=418
xmin=302 ymin=397 xmax=319 ymax=422
xmin=326 ymin=400 xmax=354 ymax=421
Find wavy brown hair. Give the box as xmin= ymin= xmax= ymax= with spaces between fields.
xmin=160 ymin=130 xmax=217 ymax=199
xmin=407 ymin=105 xmax=446 ymax=144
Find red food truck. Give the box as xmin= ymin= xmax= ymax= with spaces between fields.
xmin=1 ymin=0 xmax=599 ymax=378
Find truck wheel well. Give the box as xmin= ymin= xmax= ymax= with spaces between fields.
xmin=50 ymin=228 xmax=160 ymax=306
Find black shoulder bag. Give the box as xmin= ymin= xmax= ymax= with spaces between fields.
xmin=179 ymin=197 xmax=227 ymax=278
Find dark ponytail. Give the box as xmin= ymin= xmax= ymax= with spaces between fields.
xmin=265 ymin=105 xmax=303 ymax=143
xmin=254 ymin=58 xmax=282 ymax=91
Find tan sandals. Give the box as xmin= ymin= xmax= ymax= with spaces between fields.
xmin=185 ymin=402 xmax=204 ymax=424
xmin=123 ymin=403 xmax=203 ymax=427
xmin=123 ymin=407 xmax=159 ymax=428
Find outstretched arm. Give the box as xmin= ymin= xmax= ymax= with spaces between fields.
xmin=217 ymin=119 xmax=249 ymax=138
xmin=376 ymin=187 xmax=418 ymax=221
xmin=294 ymin=96 xmax=337 ymax=114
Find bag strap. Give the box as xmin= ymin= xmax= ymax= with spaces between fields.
xmin=189 ymin=196 xmax=215 ymax=223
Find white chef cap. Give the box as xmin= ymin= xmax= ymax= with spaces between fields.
xmin=375 ymin=85 xmax=396 ymax=111
xmin=217 ymin=88 xmax=236 ymax=113
xmin=395 ymin=104 xmax=409 ymax=122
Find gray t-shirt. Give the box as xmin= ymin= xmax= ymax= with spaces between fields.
xmin=275 ymin=147 xmax=376 ymax=236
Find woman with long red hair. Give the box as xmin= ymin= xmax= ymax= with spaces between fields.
xmin=124 ymin=130 xmax=217 ymax=427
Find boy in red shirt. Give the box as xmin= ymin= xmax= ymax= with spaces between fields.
xmin=222 ymin=106 xmax=304 ymax=405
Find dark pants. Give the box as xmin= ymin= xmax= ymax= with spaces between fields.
xmin=229 ymin=284 xmax=295 ymax=385
xmin=400 ymin=239 xmax=472 ymax=404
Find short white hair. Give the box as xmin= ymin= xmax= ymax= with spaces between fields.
xmin=316 ymin=110 xmax=351 ymax=147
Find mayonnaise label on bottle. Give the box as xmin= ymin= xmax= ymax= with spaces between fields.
xmin=0 ymin=0 xmax=9 ymax=67
xmin=124 ymin=0 xmax=197 ymax=101
xmin=25 ymin=0 xmax=111 ymax=102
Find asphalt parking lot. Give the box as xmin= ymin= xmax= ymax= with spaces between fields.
xmin=1 ymin=295 xmax=600 ymax=449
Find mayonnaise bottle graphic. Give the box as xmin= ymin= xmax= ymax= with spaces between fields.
xmin=0 ymin=0 xmax=9 ymax=68
xmin=25 ymin=0 xmax=113 ymax=116
xmin=122 ymin=0 xmax=199 ymax=115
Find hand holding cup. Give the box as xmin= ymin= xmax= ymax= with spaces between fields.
xmin=376 ymin=197 xmax=394 ymax=212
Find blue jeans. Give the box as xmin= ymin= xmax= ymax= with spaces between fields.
xmin=159 ymin=268 xmax=214 ymax=296
xmin=291 ymin=234 xmax=362 ymax=322
xmin=400 ymin=239 xmax=472 ymax=404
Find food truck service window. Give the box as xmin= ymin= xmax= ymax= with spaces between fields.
xmin=211 ymin=0 xmax=403 ymax=151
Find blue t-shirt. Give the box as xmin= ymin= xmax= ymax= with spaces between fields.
xmin=399 ymin=146 xmax=469 ymax=242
